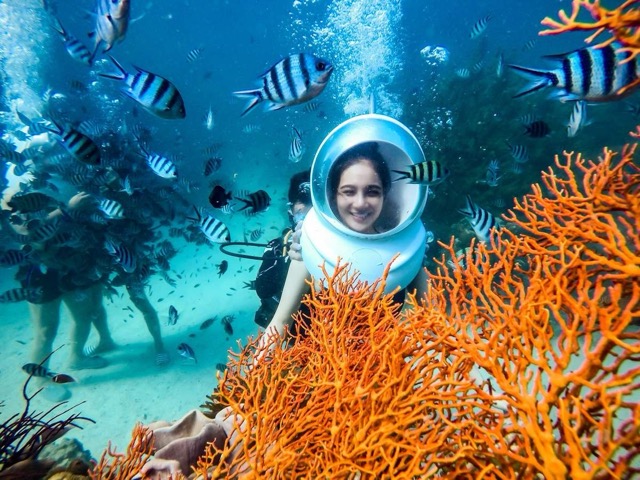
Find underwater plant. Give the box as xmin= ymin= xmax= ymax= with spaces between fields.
xmin=0 ymin=376 xmax=94 ymax=479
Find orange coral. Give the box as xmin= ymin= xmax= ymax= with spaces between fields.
xmin=89 ymin=424 xmax=156 ymax=480
xmin=541 ymin=0 xmax=640 ymax=93
xmin=187 ymin=146 xmax=639 ymax=478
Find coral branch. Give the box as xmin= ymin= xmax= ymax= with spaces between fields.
xmin=89 ymin=424 xmax=157 ymax=480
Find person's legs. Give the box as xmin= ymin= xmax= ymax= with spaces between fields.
xmin=29 ymin=298 xmax=62 ymax=367
xmin=63 ymin=285 xmax=108 ymax=370
xmin=126 ymin=283 xmax=169 ymax=365
xmin=83 ymin=283 xmax=117 ymax=355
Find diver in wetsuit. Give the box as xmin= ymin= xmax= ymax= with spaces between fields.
xmin=253 ymin=170 xmax=311 ymax=329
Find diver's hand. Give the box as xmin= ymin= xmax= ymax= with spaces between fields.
xmin=288 ymin=221 xmax=303 ymax=262
xmin=67 ymin=191 xmax=91 ymax=210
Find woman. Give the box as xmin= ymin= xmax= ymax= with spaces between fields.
xmin=259 ymin=142 xmax=428 ymax=350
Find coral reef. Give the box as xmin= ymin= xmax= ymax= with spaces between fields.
xmin=541 ymin=0 xmax=640 ymax=92
xmin=187 ymin=145 xmax=637 ymax=478
xmin=93 ymin=145 xmax=638 ymax=478
xmin=0 ymin=376 xmax=94 ymax=480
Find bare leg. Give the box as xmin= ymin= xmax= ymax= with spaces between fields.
xmin=63 ymin=285 xmax=108 ymax=370
xmin=29 ymin=298 xmax=62 ymax=368
xmin=84 ymin=283 xmax=117 ymax=353
xmin=126 ymin=283 xmax=169 ymax=365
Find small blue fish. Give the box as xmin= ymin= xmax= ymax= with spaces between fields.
xmin=177 ymin=342 xmax=197 ymax=363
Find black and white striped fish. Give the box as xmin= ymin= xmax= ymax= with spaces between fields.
xmin=0 ymin=287 xmax=43 ymax=303
xmin=188 ymin=208 xmax=231 ymax=244
xmin=509 ymin=41 xmax=640 ymax=101
xmin=7 ymin=192 xmax=57 ymax=213
xmin=458 ymin=195 xmax=497 ymax=243
xmin=237 ymin=189 xmax=271 ymax=214
xmin=22 ymin=363 xmax=55 ymax=378
xmin=187 ymin=47 xmax=203 ymax=63
xmin=288 ymin=127 xmax=304 ymax=163
xmin=89 ymin=0 xmax=130 ymax=59
xmin=392 ymin=160 xmax=450 ymax=186
xmin=105 ymin=238 xmax=136 ymax=273
xmin=52 ymin=16 xmax=93 ymax=65
xmin=204 ymin=157 xmax=222 ymax=176
xmin=138 ymin=143 xmax=178 ymax=179
xmin=470 ymin=15 xmax=491 ymax=39
xmin=48 ymin=120 xmax=101 ymax=165
xmin=455 ymin=68 xmax=471 ymax=79
xmin=100 ymin=56 xmax=186 ymax=119
xmin=505 ymin=141 xmax=529 ymax=164
xmin=233 ymin=53 xmax=334 ymax=116
xmin=0 ymin=248 xmax=31 ymax=267
xmin=29 ymin=219 xmax=60 ymax=243
xmin=98 ymin=198 xmax=125 ymax=219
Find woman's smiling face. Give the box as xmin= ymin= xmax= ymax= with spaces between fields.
xmin=335 ymin=159 xmax=384 ymax=233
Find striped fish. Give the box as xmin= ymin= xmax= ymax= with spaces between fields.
xmin=22 ymin=363 xmax=55 ymax=378
xmin=470 ymin=15 xmax=491 ymax=39
xmin=288 ymin=127 xmax=304 ymax=163
xmin=393 ymin=160 xmax=450 ymax=186
xmin=0 ymin=287 xmax=43 ymax=303
xmin=233 ymin=53 xmax=334 ymax=116
xmin=29 ymin=219 xmax=60 ymax=243
xmin=505 ymin=141 xmax=529 ymax=164
xmin=237 ymin=189 xmax=271 ymax=214
xmin=100 ymin=56 xmax=186 ymax=119
xmin=52 ymin=16 xmax=92 ymax=66
xmin=139 ymin=143 xmax=178 ymax=179
xmin=0 ymin=248 xmax=31 ymax=267
xmin=98 ymin=198 xmax=125 ymax=219
xmin=458 ymin=195 xmax=497 ymax=243
xmin=48 ymin=120 xmax=101 ymax=165
xmin=7 ymin=192 xmax=57 ymax=213
xmin=188 ymin=208 xmax=230 ymax=244
xmin=204 ymin=157 xmax=222 ymax=176
xmin=105 ymin=238 xmax=136 ymax=273
xmin=89 ymin=0 xmax=130 ymax=59
xmin=187 ymin=47 xmax=203 ymax=63
xmin=509 ymin=41 xmax=640 ymax=101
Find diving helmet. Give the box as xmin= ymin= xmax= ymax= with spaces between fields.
xmin=300 ymin=114 xmax=428 ymax=293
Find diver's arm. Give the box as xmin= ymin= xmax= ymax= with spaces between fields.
xmin=263 ymin=259 xmax=311 ymax=338
xmin=254 ymin=260 xmax=310 ymax=364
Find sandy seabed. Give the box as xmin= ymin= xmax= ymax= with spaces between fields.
xmin=0 ymin=238 xmax=266 ymax=460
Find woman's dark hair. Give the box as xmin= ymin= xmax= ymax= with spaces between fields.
xmin=288 ymin=169 xmax=311 ymax=205
xmin=329 ymin=142 xmax=391 ymax=198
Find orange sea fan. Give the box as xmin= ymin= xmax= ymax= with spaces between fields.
xmin=89 ymin=424 xmax=156 ymax=480
xmin=192 ymin=144 xmax=639 ymax=479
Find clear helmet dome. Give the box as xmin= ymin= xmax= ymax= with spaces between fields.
xmin=311 ymin=114 xmax=427 ymax=237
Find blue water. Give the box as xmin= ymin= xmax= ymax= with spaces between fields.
xmin=0 ymin=0 xmax=636 ymax=461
